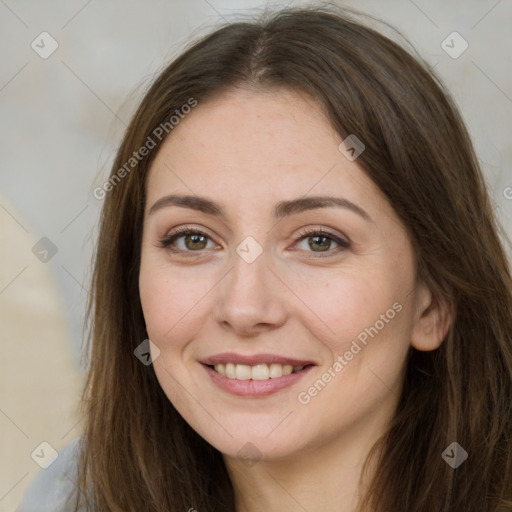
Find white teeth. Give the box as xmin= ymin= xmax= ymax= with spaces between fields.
xmin=252 ymin=364 xmax=269 ymax=380
xmin=269 ymin=363 xmax=283 ymax=378
xmin=235 ymin=364 xmax=252 ymax=380
xmin=225 ymin=363 xmax=236 ymax=379
xmin=213 ymin=362 xmax=306 ymax=380
xmin=282 ymin=364 xmax=293 ymax=375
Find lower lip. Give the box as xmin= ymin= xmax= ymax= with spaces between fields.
xmin=202 ymin=364 xmax=314 ymax=397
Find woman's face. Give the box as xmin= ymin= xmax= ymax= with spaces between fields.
xmin=139 ymin=88 xmax=433 ymax=462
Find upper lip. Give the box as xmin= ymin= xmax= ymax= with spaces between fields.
xmin=201 ymin=352 xmax=316 ymax=367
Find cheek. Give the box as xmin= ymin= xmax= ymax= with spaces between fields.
xmin=139 ymin=268 xmax=172 ymax=339
xmin=290 ymin=265 xmax=406 ymax=351
xmin=138 ymin=259 xmax=217 ymax=345
xmin=294 ymin=274 xmax=411 ymax=422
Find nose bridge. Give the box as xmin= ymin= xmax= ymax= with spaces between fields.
xmin=214 ymin=240 xmax=287 ymax=333
xmin=227 ymin=243 xmax=273 ymax=306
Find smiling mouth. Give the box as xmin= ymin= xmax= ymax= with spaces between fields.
xmin=208 ymin=363 xmax=311 ymax=380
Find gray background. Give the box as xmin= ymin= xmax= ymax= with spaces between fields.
xmin=1 ymin=0 xmax=511 ymax=510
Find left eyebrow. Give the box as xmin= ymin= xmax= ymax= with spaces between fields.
xmin=274 ymin=196 xmax=372 ymax=222
xmin=148 ymin=194 xmax=372 ymax=222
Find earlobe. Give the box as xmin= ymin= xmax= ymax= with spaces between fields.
xmin=411 ymin=284 xmax=452 ymax=352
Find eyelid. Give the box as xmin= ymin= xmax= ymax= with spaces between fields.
xmin=164 ymin=225 xmax=215 ymax=240
xmin=290 ymin=226 xmax=351 ymax=256
xmin=158 ymin=225 xmax=220 ymax=253
xmin=293 ymin=226 xmax=350 ymax=244
xmin=158 ymin=225 xmax=351 ymax=256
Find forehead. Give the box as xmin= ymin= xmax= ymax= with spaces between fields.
xmin=145 ymin=88 xmax=389 ymax=223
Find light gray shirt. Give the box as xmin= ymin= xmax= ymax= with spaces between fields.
xmin=17 ymin=439 xmax=87 ymax=512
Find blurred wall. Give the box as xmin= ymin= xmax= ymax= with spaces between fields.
xmin=1 ymin=0 xmax=511 ymax=510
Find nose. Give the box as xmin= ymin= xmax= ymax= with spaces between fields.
xmin=213 ymin=247 xmax=288 ymax=337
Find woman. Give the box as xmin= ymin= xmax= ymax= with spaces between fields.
xmin=22 ymin=5 xmax=512 ymax=512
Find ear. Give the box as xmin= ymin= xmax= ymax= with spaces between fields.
xmin=411 ymin=282 xmax=452 ymax=351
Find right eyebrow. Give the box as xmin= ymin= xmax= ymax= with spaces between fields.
xmin=148 ymin=194 xmax=223 ymax=216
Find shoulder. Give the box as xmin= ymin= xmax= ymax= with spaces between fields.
xmin=17 ymin=438 xmax=87 ymax=512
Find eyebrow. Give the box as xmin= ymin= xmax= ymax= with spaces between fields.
xmin=148 ymin=194 xmax=372 ymax=222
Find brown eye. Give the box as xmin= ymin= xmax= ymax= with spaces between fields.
xmin=294 ymin=228 xmax=350 ymax=256
xmin=183 ymin=233 xmax=208 ymax=250
xmin=307 ymin=235 xmax=333 ymax=252
xmin=159 ymin=228 xmax=217 ymax=252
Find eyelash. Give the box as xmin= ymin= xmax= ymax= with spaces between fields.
xmin=293 ymin=227 xmax=351 ymax=256
xmin=158 ymin=226 xmax=351 ymax=257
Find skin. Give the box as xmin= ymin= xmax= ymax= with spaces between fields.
xmin=139 ymin=87 xmax=451 ymax=512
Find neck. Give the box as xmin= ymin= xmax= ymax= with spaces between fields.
xmin=224 ymin=422 xmax=383 ymax=512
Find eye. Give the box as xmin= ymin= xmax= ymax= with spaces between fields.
xmin=158 ymin=226 xmax=350 ymax=257
xmin=159 ymin=226 xmax=218 ymax=253
xmin=292 ymin=227 xmax=350 ymax=256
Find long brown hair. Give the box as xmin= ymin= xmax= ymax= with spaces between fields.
xmin=76 ymin=6 xmax=512 ymax=511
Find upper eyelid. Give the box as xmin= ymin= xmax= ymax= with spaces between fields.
xmin=163 ymin=225 xmax=346 ymax=241
xmin=164 ymin=222 xmax=346 ymax=236
xmin=292 ymin=229 xmax=350 ymax=252
xmin=164 ymin=225 xmax=218 ymax=242
xmin=161 ymin=226 xmax=349 ymax=252
xmin=295 ymin=226 xmax=348 ymax=240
